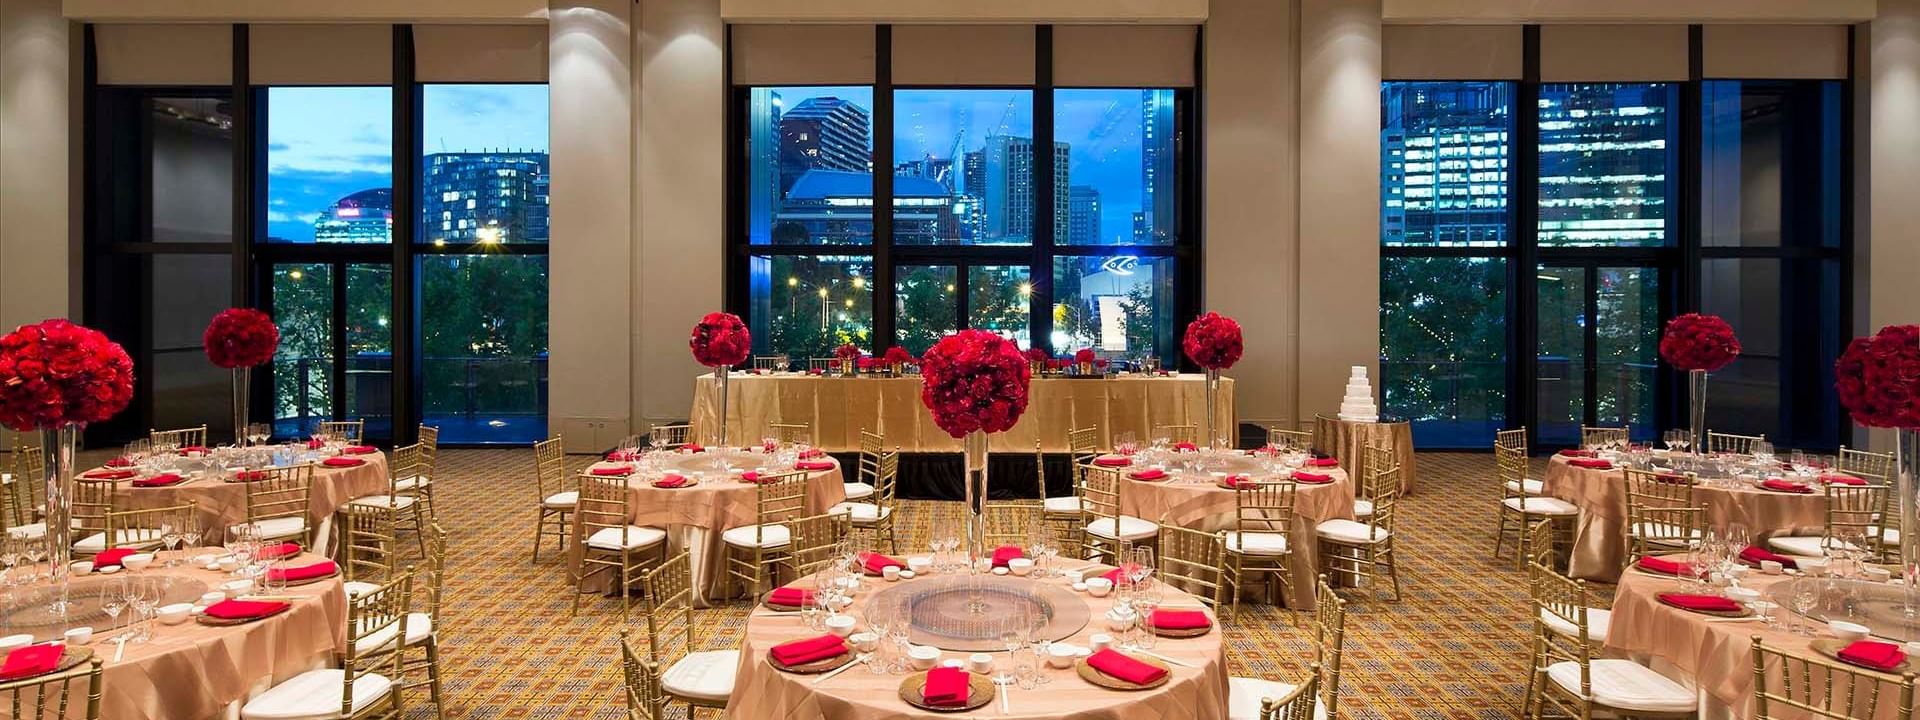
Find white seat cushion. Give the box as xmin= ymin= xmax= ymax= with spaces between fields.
xmin=1315 ymin=519 xmax=1390 ymax=545
xmin=239 ymin=668 xmax=394 ymax=720
xmin=1225 ymin=531 xmax=1290 ymax=556
xmin=394 ymin=475 xmax=431 ymax=491
xmin=5 ymin=522 xmax=49 ymax=540
xmin=353 ymin=612 xmax=435 ymax=654
xmin=1768 ymin=535 xmax=1858 ymax=558
xmin=842 ymin=482 xmax=875 ymax=501
xmin=721 ymin=524 xmax=791 ymax=549
xmin=829 ymin=502 xmax=892 ymax=524
xmin=1227 ymin=677 xmax=1325 ymax=720
xmin=344 ymin=581 xmax=379 ymax=599
xmin=230 ymin=516 xmax=308 ymax=541
xmin=1085 ymin=516 xmax=1160 ymax=542
xmin=1352 ymin=499 xmax=1374 ymax=518
xmin=1503 ymin=496 xmax=1579 ymax=516
xmin=661 ymin=649 xmax=740 ymax=703
xmin=1869 ymin=526 xmax=1902 ymax=545
xmin=586 ymin=526 xmax=667 ymax=552
xmin=346 ymin=495 xmax=417 ymax=510
xmin=1540 ymin=607 xmax=1611 ymax=643
xmin=73 ymin=528 xmax=163 ymax=554
xmin=1044 ymin=496 xmax=1090 ymax=514
xmin=542 ymin=491 xmax=578 ymax=509
xmin=1506 ymin=478 xmax=1546 ymax=496
xmin=1545 ymin=659 xmax=1695 ymax=714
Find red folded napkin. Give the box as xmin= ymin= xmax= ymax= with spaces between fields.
xmin=1292 ymin=472 xmax=1333 ymax=484
xmin=203 ymin=599 xmax=290 ymax=621
xmin=591 ymin=466 xmax=632 ymax=477
xmin=132 ymin=473 xmax=185 ymax=488
xmin=991 ymin=545 xmax=1025 ymax=568
xmin=105 ymin=457 xmax=132 ymax=468
xmin=1557 ymin=449 xmax=1598 ymax=458
xmin=682 ymin=443 xmax=705 ymax=453
xmin=768 ymin=634 xmax=846 ymax=666
xmin=256 ymin=542 xmax=303 ymax=561
xmin=1129 ymin=468 xmax=1168 ymax=481
xmin=305 ymin=439 xmax=324 ymax=450
xmin=859 ymin=552 xmax=905 ymax=574
xmin=343 ymin=445 xmax=378 ymax=455
xmin=1100 ymin=564 xmax=1140 ymax=584
xmin=741 ymin=471 xmax=770 ymax=484
xmin=922 ymin=666 xmax=970 ymax=706
xmin=178 ymin=446 xmax=209 ymax=455
xmin=1761 ymin=479 xmax=1813 ymax=494
xmin=1172 ymin=442 xmax=1199 ymax=452
xmin=653 ymin=474 xmax=690 ymax=489
xmin=320 ymin=457 xmax=365 ymax=468
xmin=767 ymin=587 xmax=814 ymax=607
xmin=606 ymin=451 xmax=638 ymax=462
xmin=1307 ymin=457 xmax=1340 ymax=468
xmin=1653 ymin=473 xmax=1689 ymax=484
xmin=794 ymin=461 xmax=835 ymax=472
xmin=1635 ymin=556 xmax=1702 ymax=578
xmin=1224 ymin=474 xmax=1254 ymax=488
xmin=232 ymin=470 xmax=268 ymax=482
xmin=798 ymin=448 xmax=825 ymax=459
xmin=1086 ymin=649 xmax=1168 ymax=685
xmin=1839 ymin=641 xmax=1908 ymax=671
xmin=1739 ymin=545 xmax=1797 ymax=569
xmin=1093 ymin=456 xmax=1132 ymax=467
xmin=1657 ymin=593 xmax=1743 ymax=613
xmin=1568 ymin=459 xmax=1614 ymax=470
xmin=1150 ymin=609 xmax=1213 ymax=631
xmin=0 ymin=645 xmax=62 ymax=680
xmin=267 ymin=560 xmax=338 ymax=583
xmin=92 ymin=548 xmax=135 ymax=569
xmin=82 ymin=469 xmax=135 ymax=481
xmin=1821 ymin=474 xmax=1866 ymax=486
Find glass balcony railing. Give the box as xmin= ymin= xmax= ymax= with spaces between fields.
xmin=272 ymin=354 xmax=548 ymax=444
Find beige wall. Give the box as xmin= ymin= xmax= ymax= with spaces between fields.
xmin=1867 ymin=0 xmax=1920 ymax=451
xmin=0 ymin=0 xmax=74 ymax=331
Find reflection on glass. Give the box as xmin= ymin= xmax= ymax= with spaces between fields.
xmin=1537 ymin=83 xmax=1677 ymax=247
xmin=265 ymin=87 xmax=393 ymax=244
xmin=968 ymin=266 xmax=1031 ymax=350
xmin=149 ymin=255 xmax=233 ymax=436
xmin=894 ymin=90 xmax=1038 ymax=245
xmin=1381 ymin=82 xmax=1512 ymax=248
xmin=1593 ymin=267 xmax=1658 ymax=439
xmin=151 ymin=97 xmax=234 ymax=244
xmin=421 ymin=255 xmax=550 ymax=443
xmin=1535 ymin=267 xmax=1586 ymax=446
xmin=1701 ymin=80 xmax=1843 ymax=249
xmin=1055 ymin=89 xmax=1178 ymax=245
xmin=345 ymin=265 xmax=392 ymax=441
xmin=1380 ymin=257 xmax=1507 ymax=447
xmin=747 ymin=255 xmax=875 ymax=362
xmin=273 ymin=264 xmax=333 ymax=437
xmin=895 ymin=266 xmax=958 ymax=355
xmin=1700 ymin=258 xmax=1842 ymax=448
xmin=420 ymin=84 xmax=551 ymax=245
xmin=1052 ymin=256 xmax=1174 ymax=360
xmin=747 ymin=86 xmax=875 ymax=246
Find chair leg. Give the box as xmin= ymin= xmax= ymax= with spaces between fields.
xmin=425 ymin=636 xmax=447 ymax=720
xmin=532 ymin=509 xmax=546 ymax=564
xmin=1225 ymin=554 xmax=1241 ymax=623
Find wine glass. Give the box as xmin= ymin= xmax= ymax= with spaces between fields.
xmin=864 ymin=601 xmax=893 ymax=674
xmin=1028 ymin=525 xmax=1055 ymax=579
xmin=22 ymin=539 xmax=46 ymax=581
xmin=1790 ymin=581 xmax=1820 ymax=636
xmin=100 ymin=577 xmax=127 ymax=634
xmin=1127 ymin=546 xmax=1156 ymax=588
xmin=1133 ymin=581 xmax=1162 ymax=651
xmin=887 ymin=595 xmax=913 ymax=674
xmin=159 ymin=521 xmax=182 ymax=567
xmin=995 ymin=611 xmax=1025 ymax=686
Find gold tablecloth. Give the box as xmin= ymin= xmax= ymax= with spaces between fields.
xmin=86 ymin=454 xmax=392 ymax=548
xmin=1310 ymin=416 xmax=1416 ymax=494
xmin=726 ymin=568 xmax=1230 ymax=720
xmin=1543 ymin=455 xmax=1828 ymax=583
xmin=690 ymin=373 xmax=1235 ymax=453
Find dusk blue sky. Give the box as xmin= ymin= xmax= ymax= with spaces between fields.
xmin=265 ymin=84 xmax=550 ymax=242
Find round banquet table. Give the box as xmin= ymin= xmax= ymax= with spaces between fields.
xmin=80 ymin=452 xmax=391 ymax=555
xmin=1114 ymin=451 xmax=1355 ymax=610
xmin=0 ymin=551 xmax=345 ymax=720
xmin=1543 ymin=454 xmax=1832 ymax=583
xmin=1310 ymin=415 xmax=1415 ymax=494
xmin=570 ymin=449 xmax=847 ymax=606
xmin=726 ymin=568 xmax=1229 ymax=719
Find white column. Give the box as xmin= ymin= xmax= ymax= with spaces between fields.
xmin=0 ymin=0 xmax=73 ymax=330
xmin=1868 ymin=1 xmax=1920 ymax=452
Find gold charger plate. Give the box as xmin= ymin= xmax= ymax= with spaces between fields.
xmin=1809 ymin=639 xmax=1920 ymax=674
xmin=1655 ymin=596 xmax=1752 ymax=618
xmin=651 ymin=478 xmax=700 ymax=489
xmin=761 ymin=600 xmax=802 ymax=613
xmin=767 ymin=649 xmax=854 ymax=674
xmin=195 ymin=603 xmax=292 ymax=626
xmin=1075 ymin=652 xmax=1171 ymax=690
xmin=898 ymin=671 xmax=995 ymax=712
xmin=281 ymin=570 xmax=338 ymax=587
xmin=1 ymin=646 xmax=94 ymax=679
xmin=1148 ymin=624 xmax=1212 ymax=638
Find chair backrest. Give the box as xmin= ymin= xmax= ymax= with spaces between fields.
xmin=1079 ymin=464 xmax=1124 ymax=528
xmin=316 ymin=420 xmax=364 ymax=444
xmin=416 ymin=425 xmax=439 ymax=476
xmin=1234 ymin=480 xmax=1296 ymax=538
xmin=1495 ymin=426 xmax=1528 ymax=452
xmin=871 ymin=451 xmax=900 ymax=508
xmin=148 ymin=425 xmax=207 ymax=450
xmin=858 ymin=428 xmax=885 ymax=483
xmin=1707 ymin=430 xmax=1765 ymax=455
xmin=6 ymin=435 xmax=42 ymax=529
xmin=1312 ymin=576 xmax=1347 ymax=718
xmin=419 ymin=522 xmax=448 ymax=621
xmin=751 ymin=472 xmax=810 ymax=541
xmin=1157 ymin=524 xmax=1224 ymax=609
xmin=1156 ymin=424 xmax=1197 ymax=445
xmin=577 ymin=474 xmax=637 ymax=548
xmin=1751 ymin=636 xmax=1917 ymax=720
xmin=1267 ymin=427 xmax=1312 ymax=452
xmin=618 ymin=629 xmax=662 ymax=720
xmin=807 ymin=357 xmax=836 ymax=371
xmin=787 ymin=512 xmax=851 ymax=577
xmin=533 ymin=436 xmax=569 ymax=501
xmin=1825 ymin=484 xmax=1886 ymax=550
xmin=1622 ymin=468 xmax=1702 ymax=555
xmin=1258 ymin=663 xmax=1320 ymax=720
xmin=1527 ymin=518 xmax=1557 ymax=567
xmin=982 ymin=502 xmax=1042 ymax=548
xmin=770 ymin=423 xmax=811 ymax=445
xmin=1361 ymin=443 xmax=1400 ymax=537
xmin=104 ymin=502 xmax=194 ymax=551
xmin=387 ymin=443 xmax=425 ymax=499
xmin=1838 ymin=446 xmax=1896 ymax=483
xmin=0 ymin=655 xmax=103 ymax=720
xmin=641 ymin=551 xmax=697 ymax=669
xmin=71 ymin=480 xmax=114 ymax=538
xmin=1494 ymin=442 xmax=1530 ymax=501
xmin=650 ymin=424 xmax=691 ymax=449
xmin=752 ymin=355 xmax=789 ymax=372
xmin=1066 ymin=427 xmax=1101 ymax=462
xmin=337 ymin=501 xmax=397 ymax=585
xmin=344 ymin=571 xmax=411 ymax=718
xmin=1531 ymin=557 xmax=1598 ymax=715
xmin=1579 ymin=425 xmax=1628 ymax=449
xmin=245 ymin=464 xmax=313 ymax=526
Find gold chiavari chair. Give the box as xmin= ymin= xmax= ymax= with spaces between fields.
xmin=573 ymin=473 xmax=669 ymax=616
xmin=397 ymin=426 xmax=439 ymax=518
xmin=1579 ymin=425 xmax=1629 ymax=449
xmin=1706 ymin=429 xmax=1765 ymax=456
xmin=149 ymin=425 xmax=208 ymax=450
xmin=722 ymin=470 xmax=807 ymax=599
xmin=1751 ymin=636 xmax=1916 ymax=720
xmin=0 ymin=655 xmax=103 ymax=720
xmin=1157 ymin=424 xmax=1198 ymax=445
xmin=1229 ymin=575 xmax=1346 ymax=720
xmin=650 ymin=423 xmax=692 ymax=449
xmin=316 ymin=420 xmax=366 ymax=444
xmin=240 ymin=572 xmax=411 ymax=720
xmin=787 ymin=511 xmax=852 ymax=578
xmin=807 ymin=357 xmax=837 ymax=372
xmin=831 ymin=451 xmax=898 ymax=554
xmin=643 ymin=551 xmax=737 ymax=716
xmin=1494 ymin=440 xmax=1577 ymax=567
xmin=346 ymin=443 xmax=430 ymax=556
xmin=68 ymin=480 xmax=115 ymax=554
xmin=845 ymin=429 xmax=884 ymax=501
xmin=231 ymin=464 xmax=314 ymax=544
xmin=1527 ymin=517 xmax=1560 ymax=569
xmin=1223 ymin=479 xmax=1295 ymax=622
xmin=1624 ymin=468 xmax=1705 ymax=568
xmin=1839 ymin=446 xmax=1896 ymax=483
xmin=619 ymin=629 xmax=664 ymax=720
xmin=1768 ymin=484 xmax=1886 ymax=561
xmin=1521 ymin=525 xmax=1611 ymax=720
xmin=1528 ymin=559 xmax=1694 ymax=720
xmin=982 ymin=501 xmax=1043 ymax=550
xmin=1079 ymin=464 xmax=1158 ymax=563
xmin=1045 ymin=427 xmax=1103 ymax=536
xmin=1157 ymin=524 xmax=1225 ymax=612
xmin=1267 ymin=427 xmax=1313 ymax=452
xmin=1495 ymin=427 xmax=1543 ymax=496
xmin=377 ymin=523 xmax=448 ymax=720
xmin=338 ymin=501 xmax=399 ymax=598
xmin=530 ymin=436 xmax=575 ymax=563
xmin=1256 ymin=665 xmax=1318 ymax=720
xmin=751 ymin=355 xmax=789 ymax=372
xmin=1315 ymin=445 xmax=1402 ymax=601
xmin=77 ymin=496 xmax=189 ymax=556
xmin=770 ymin=422 xmax=811 ymax=445
xmin=5 ymin=434 xmax=42 ymax=531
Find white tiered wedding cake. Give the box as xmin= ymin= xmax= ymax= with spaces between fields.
xmin=1337 ymin=365 xmax=1379 ymax=422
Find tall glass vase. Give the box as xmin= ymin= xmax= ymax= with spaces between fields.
xmin=714 ymin=366 xmax=730 ymax=447
xmin=231 ymin=366 xmax=251 ymax=447
xmin=962 ymin=430 xmax=989 ymax=568
xmin=1898 ymin=428 xmax=1919 ymax=570
xmin=1204 ymin=369 xmax=1223 ymax=449
xmin=1687 ymin=369 xmax=1708 ymax=454
xmin=39 ymin=424 xmax=77 ymax=606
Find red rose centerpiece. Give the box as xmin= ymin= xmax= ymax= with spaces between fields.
xmin=1659 ymin=313 xmax=1740 ymax=453
xmin=1836 ymin=327 xmax=1920 ymax=564
xmin=883 ymin=346 xmax=916 ymax=376
xmin=833 ymin=343 xmax=862 ymax=376
xmin=689 ymin=312 xmax=751 ymax=446
xmin=1074 ymin=348 xmax=1098 ymax=375
xmin=1183 ymin=312 xmax=1245 ymax=448
xmin=1024 ymin=347 xmax=1050 ymax=375
xmin=920 ymin=330 xmax=1031 ymax=569
xmin=203 ymin=308 xmax=280 ymax=447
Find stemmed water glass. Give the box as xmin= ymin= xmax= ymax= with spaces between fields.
xmin=887 ymin=595 xmax=913 ymax=675
xmin=1127 ymin=546 xmax=1156 ymax=588
xmin=1027 ymin=525 xmax=1055 ymax=579
xmin=0 ymin=534 xmax=21 ymax=586
xmin=864 ymin=600 xmax=893 ymax=674
xmin=160 ymin=521 xmax=182 ymax=567
xmin=1790 ymin=579 xmax=1820 ymax=636
xmin=1133 ymin=581 xmax=1163 ymax=651
xmin=995 ymin=608 xmax=1027 ymax=686
xmin=100 ymin=576 xmax=127 ymax=634
xmin=22 ymin=539 xmax=46 ymax=581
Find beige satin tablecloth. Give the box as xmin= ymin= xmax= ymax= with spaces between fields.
xmin=726 ymin=569 xmax=1229 ymax=719
xmin=86 ymin=454 xmax=391 ymax=552
xmin=691 ymin=373 xmax=1234 ymax=453
xmin=1543 ymin=455 xmax=1828 ymax=583
xmin=1310 ymin=415 xmax=1415 ymax=494
xmin=569 ymin=450 xmax=846 ymax=606
xmin=1118 ymin=454 xmax=1354 ymax=610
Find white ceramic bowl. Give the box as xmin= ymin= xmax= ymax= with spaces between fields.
xmin=882 ymin=566 xmax=902 ymax=581
xmin=1046 ymin=644 xmax=1079 ymax=668
xmin=849 ymin=632 xmax=879 ymax=653
xmin=1064 ymin=569 xmax=1086 ymax=584
xmin=1071 ymin=582 xmax=1088 ymax=593
xmin=1830 ymin=619 xmax=1872 ymax=643
xmin=825 ymin=614 xmax=857 ymax=637
xmin=1759 ymin=560 xmax=1784 ymax=575
xmin=157 ymin=603 xmax=193 ymax=625
xmin=908 ymin=645 xmax=941 ymax=670
xmin=898 ymin=570 xmax=916 ymax=580
xmin=200 ymin=591 xmax=226 ymax=606
xmin=1866 ymin=567 xmax=1894 ymax=583
xmin=221 ymin=579 xmax=255 ymax=596
xmin=1799 ymin=557 xmax=1832 ymax=576
xmin=967 ymin=653 xmax=994 ymax=674
xmin=1086 ymin=578 xmax=1114 ymax=598
xmin=1103 ymin=609 xmax=1137 ymax=632
xmin=121 ymin=553 xmax=155 ymax=572
xmin=216 ymin=558 xmax=241 ymax=573
xmin=67 ymin=561 xmax=93 ymax=576
xmin=0 ymin=634 xmax=33 ymax=652
xmin=62 ymin=627 xmax=92 ymax=645
xmin=991 ymin=567 xmax=1009 ymax=576
xmin=907 ymin=557 xmax=932 ymax=574
xmin=1725 ymin=587 xmax=1762 ymax=604
xmin=1008 ymin=558 xmax=1035 ymax=576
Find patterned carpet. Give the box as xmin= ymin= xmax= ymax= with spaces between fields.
xmin=377 ymin=450 xmax=1595 ymax=719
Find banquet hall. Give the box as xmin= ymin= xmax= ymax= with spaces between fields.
xmin=0 ymin=0 xmax=1917 ymax=718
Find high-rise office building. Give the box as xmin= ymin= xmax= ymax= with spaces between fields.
xmin=419 ymin=151 xmax=550 ymax=243
xmin=1535 ymin=83 xmax=1671 ymax=246
xmin=1068 ymin=185 xmax=1101 ymax=245
xmin=1140 ymin=90 xmax=1176 ymax=243
xmin=1131 ymin=211 xmax=1148 ymax=244
xmin=1380 ymin=82 xmax=1511 ymax=246
xmin=982 ymin=136 xmax=1070 ymax=243
xmin=778 ymin=96 xmax=872 ymax=194
xmin=313 ymin=188 xmax=394 ymax=243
